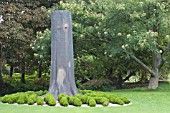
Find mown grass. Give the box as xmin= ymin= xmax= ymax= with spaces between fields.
xmin=0 ymin=82 xmax=170 ymax=113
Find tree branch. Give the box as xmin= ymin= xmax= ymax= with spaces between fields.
xmin=157 ymin=42 xmax=170 ymax=69
xmin=157 ymin=53 xmax=163 ymax=69
xmin=123 ymin=70 xmax=133 ymax=82
xmin=129 ymin=53 xmax=156 ymax=76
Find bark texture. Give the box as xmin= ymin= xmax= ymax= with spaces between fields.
xmin=49 ymin=10 xmax=78 ymax=100
xmin=148 ymin=52 xmax=161 ymax=89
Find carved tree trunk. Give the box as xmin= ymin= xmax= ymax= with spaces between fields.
xmin=49 ymin=10 xmax=78 ymax=100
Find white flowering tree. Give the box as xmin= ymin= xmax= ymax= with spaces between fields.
xmin=105 ymin=0 xmax=170 ymax=89
xmin=31 ymin=29 xmax=51 ymax=78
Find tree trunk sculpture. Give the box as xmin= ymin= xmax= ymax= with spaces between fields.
xmin=49 ymin=10 xmax=79 ymax=100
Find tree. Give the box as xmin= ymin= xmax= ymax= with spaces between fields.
xmin=105 ymin=0 xmax=170 ymax=89
xmin=0 ymin=0 xmax=51 ymax=82
xmin=49 ymin=11 xmax=79 ymax=99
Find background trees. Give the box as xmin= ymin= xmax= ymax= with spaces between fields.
xmin=48 ymin=0 xmax=170 ymax=89
xmin=104 ymin=0 xmax=170 ymax=89
xmin=0 ymin=0 xmax=53 ymax=83
xmin=0 ymin=0 xmax=169 ymax=91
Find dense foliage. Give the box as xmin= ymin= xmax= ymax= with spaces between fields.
xmin=0 ymin=0 xmax=169 ymax=93
xmin=0 ymin=0 xmax=59 ymax=87
xmin=43 ymin=0 xmax=170 ymax=88
xmin=0 ymin=73 xmax=49 ymax=96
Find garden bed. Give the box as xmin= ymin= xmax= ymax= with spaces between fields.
xmin=0 ymin=90 xmax=131 ymax=107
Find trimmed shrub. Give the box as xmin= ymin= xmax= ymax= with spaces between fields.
xmin=25 ymin=91 xmax=35 ymax=96
xmin=37 ymin=97 xmax=44 ymax=105
xmin=79 ymin=90 xmax=93 ymax=94
xmin=27 ymin=98 xmax=35 ymax=105
xmin=1 ymin=95 xmax=11 ymax=103
xmin=43 ymin=90 xmax=48 ymax=94
xmin=0 ymin=91 xmax=130 ymax=107
xmin=115 ymin=98 xmax=124 ymax=105
xmin=94 ymin=97 xmax=109 ymax=106
xmin=44 ymin=93 xmax=56 ymax=106
xmin=120 ymin=97 xmax=130 ymax=104
xmin=100 ymin=98 xmax=109 ymax=106
xmin=29 ymin=94 xmax=37 ymax=102
xmin=73 ymin=97 xmax=82 ymax=107
xmin=1 ymin=93 xmax=22 ymax=104
xmin=27 ymin=94 xmax=37 ymax=105
xmin=12 ymin=93 xmax=20 ymax=101
xmin=74 ymin=94 xmax=82 ymax=98
xmin=48 ymin=98 xmax=56 ymax=106
xmin=68 ymin=96 xmax=74 ymax=105
xmin=35 ymin=90 xmax=44 ymax=96
xmin=74 ymin=94 xmax=88 ymax=104
xmin=103 ymin=101 xmax=109 ymax=106
xmin=88 ymin=97 xmax=96 ymax=107
xmin=17 ymin=97 xmax=26 ymax=104
xmin=1 ymin=95 xmax=16 ymax=104
xmin=58 ymin=94 xmax=68 ymax=101
xmin=59 ymin=97 xmax=69 ymax=107
xmin=80 ymin=95 xmax=88 ymax=104
xmin=44 ymin=93 xmax=53 ymax=103
xmin=105 ymin=94 xmax=119 ymax=99
xmin=109 ymin=97 xmax=117 ymax=104
xmin=17 ymin=94 xmax=28 ymax=104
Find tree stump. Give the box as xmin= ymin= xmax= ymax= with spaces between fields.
xmin=49 ymin=10 xmax=78 ymax=100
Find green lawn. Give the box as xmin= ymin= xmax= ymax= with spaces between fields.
xmin=0 ymin=82 xmax=170 ymax=113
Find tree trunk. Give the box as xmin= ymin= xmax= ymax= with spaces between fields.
xmin=21 ymin=63 xmax=25 ymax=83
xmin=38 ymin=61 xmax=42 ymax=78
xmin=49 ymin=10 xmax=78 ymax=100
xmin=148 ymin=52 xmax=160 ymax=89
xmin=21 ymin=71 xmax=25 ymax=83
xmin=129 ymin=53 xmax=159 ymax=89
xmin=0 ymin=45 xmax=4 ymax=89
xmin=0 ymin=68 xmax=4 ymax=90
xmin=9 ymin=66 xmax=13 ymax=77
xmin=116 ymin=74 xmax=123 ymax=89
xmin=148 ymin=75 xmax=159 ymax=89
